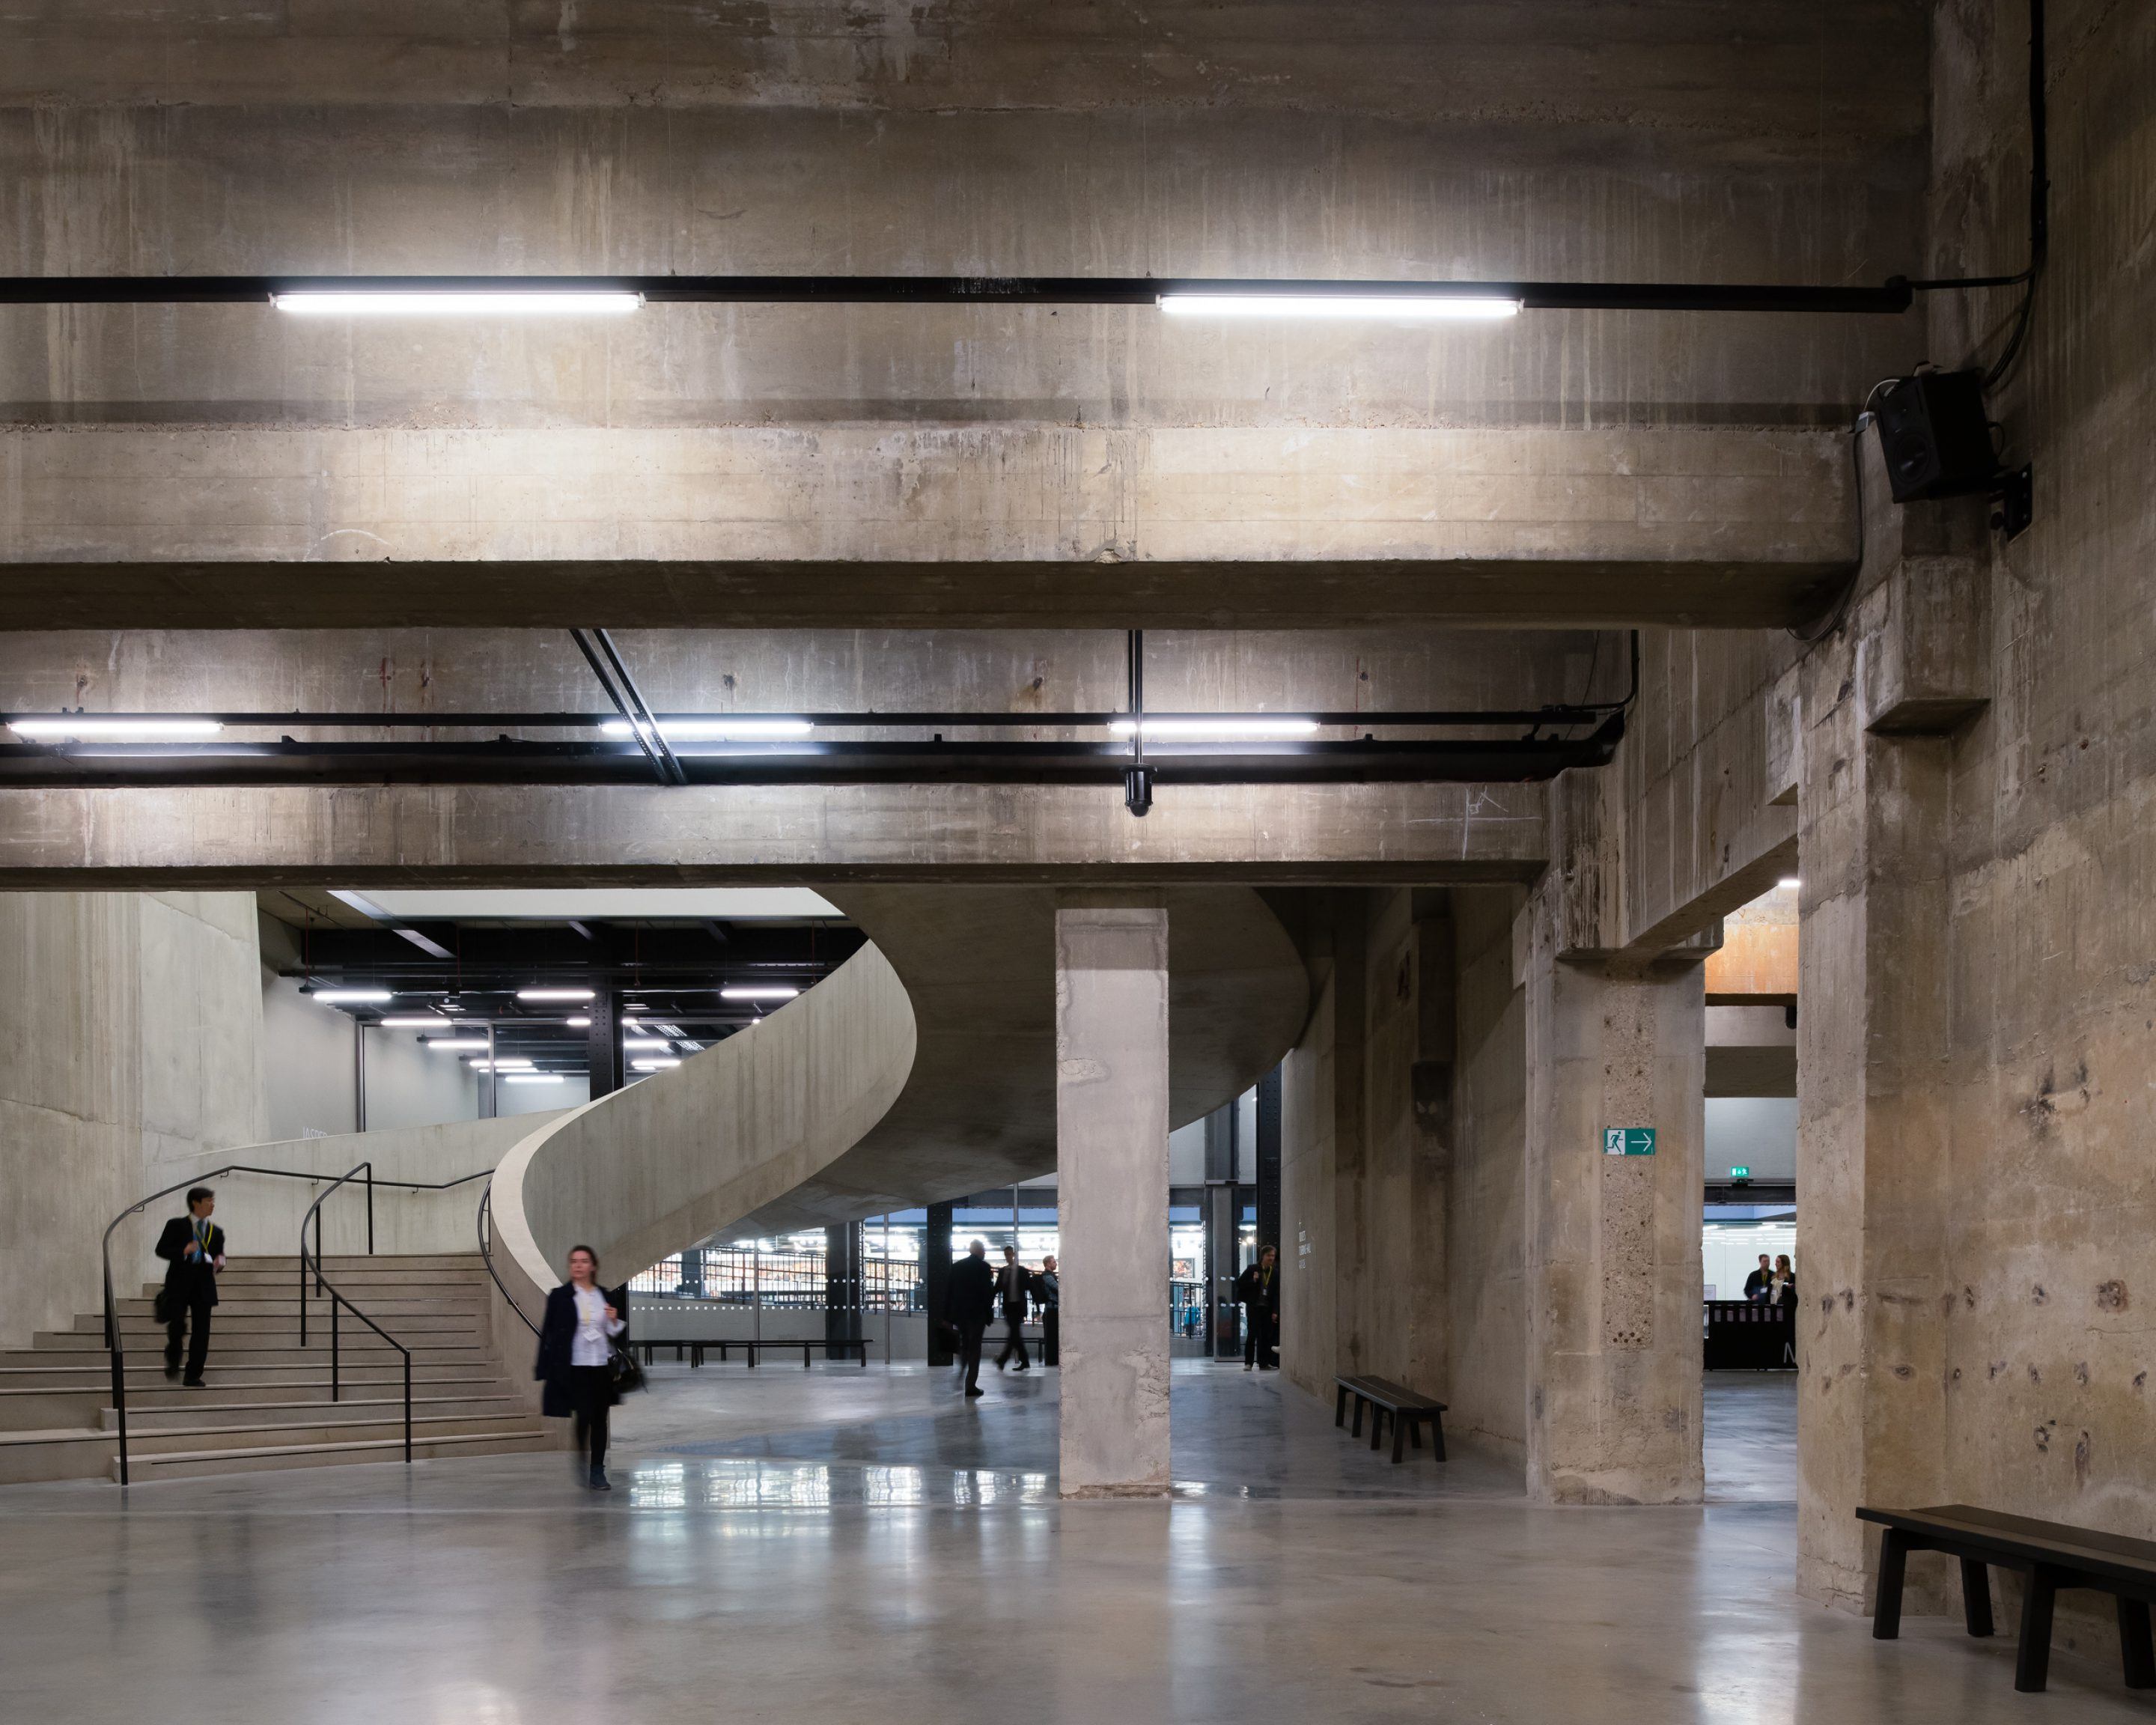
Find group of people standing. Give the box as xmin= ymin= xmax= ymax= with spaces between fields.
xmin=944 ymin=1241 xmax=1059 ymax=1395
xmin=1743 ymin=1252 xmax=1798 ymax=1309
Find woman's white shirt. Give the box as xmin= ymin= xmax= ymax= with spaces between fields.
xmin=570 ymin=1284 xmax=624 ymax=1366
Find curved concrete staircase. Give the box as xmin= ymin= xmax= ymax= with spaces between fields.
xmin=8 ymin=886 xmax=1311 ymax=1485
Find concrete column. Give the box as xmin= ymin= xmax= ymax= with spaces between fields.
xmin=1523 ymin=888 xmax=1706 ymax=1505
xmin=1055 ymin=899 xmax=1171 ymax=1499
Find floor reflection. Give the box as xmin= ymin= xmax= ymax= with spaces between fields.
xmin=623 ymin=1455 xmax=1058 ymax=1510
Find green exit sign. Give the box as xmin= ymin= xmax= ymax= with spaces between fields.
xmin=1729 ymin=1164 xmax=1751 ymax=1179
xmin=1603 ymin=1127 xmax=1657 ymax=1157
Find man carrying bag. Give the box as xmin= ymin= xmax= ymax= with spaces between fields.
xmin=154 ymin=1187 xmax=225 ymax=1387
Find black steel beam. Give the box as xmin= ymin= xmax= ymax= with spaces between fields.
xmin=0 ymin=274 xmax=1916 ymax=314
xmin=0 ymin=717 xmax=1621 ymax=788
xmin=1 ymin=705 xmax=1624 ymax=729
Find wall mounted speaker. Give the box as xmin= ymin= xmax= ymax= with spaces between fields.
xmin=1872 ymin=368 xmax=2000 ymax=502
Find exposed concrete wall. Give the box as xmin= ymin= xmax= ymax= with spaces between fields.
xmin=1447 ymin=886 xmax=1529 ymax=1464
xmin=0 ymin=892 xmax=264 ymax=1348
xmin=1278 ymin=960 xmax=1339 ymax=1400
xmin=1785 ymin=0 xmax=2156 ymax=1658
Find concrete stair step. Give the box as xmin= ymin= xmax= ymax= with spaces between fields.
xmin=31 ymin=1341 xmax=494 ymax=1368
xmin=118 ymin=1408 xmax=540 ymax=1449
xmin=113 ymin=1427 xmax=557 ymax=1482
xmin=0 ymin=1360 xmax=491 ymax=1387
xmin=103 ymin=1299 xmax=487 ymax=1323
xmin=87 ymin=1312 xmax=487 ymax=1336
xmin=215 ymin=1255 xmax=486 ymax=1273
xmin=0 ymin=1426 xmax=115 ymax=1485
xmin=104 ymin=1394 xmax=524 ymax=1432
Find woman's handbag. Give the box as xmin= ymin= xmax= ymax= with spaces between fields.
xmin=608 ymin=1346 xmax=646 ymax=1396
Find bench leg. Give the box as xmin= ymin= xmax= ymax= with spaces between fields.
xmin=1350 ymin=1397 xmax=1365 ymax=1438
xmin=1336 ymin=1385 xmax=1348 ymax=1427
xmin=2119 ymin=1598 xmax=2155 ymax=1689
xmin=1369 ymin=1407 xmax=1386 ymax=1451
xmin=1872 ymin=1530 xmax=1908 ymax=1640
xmin=1408 ymin=1418 xmax=1421 ymax=1450
xmin=2015 ymin=1565 xmax=2059 ymax=1693
xmin=1958 ymin=1559 xmax=1993 ymax=1637
xmin=1431 ymin=1411 xmax=1446 ymax=1462
xmin=1391 ymin=1412 xmax=1407 ymax=1463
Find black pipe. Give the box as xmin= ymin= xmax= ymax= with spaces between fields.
xmin=0 ymin=273 xmax=1917 ymax=314
xmin=1 ymin=705 xmax=1625 ymax=729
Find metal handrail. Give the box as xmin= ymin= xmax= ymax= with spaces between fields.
xmin=476 ymin=1178 xmax=541 ymax=1338
xmin=296 ymin=1164 xmax=411 ymax=1464
xmin=293 ymin=1163 xmax=490 ymax=1345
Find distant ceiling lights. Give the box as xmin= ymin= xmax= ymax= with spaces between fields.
xmin=272 ymin=290 xmax=641 ymax=317
xmin=600 ymin=718 xmax=815 ymax=743
xmin=631 ymin=1058 xmax=683 ymax=1072
xmin=1777 ymin=877 xmax=1801 ymax=890
xmin=425 ymin=1038 xmax=490 ymax=1052
xmin=378 ymin=1015 xmax=448 ymax=1029
xmin=720 ymin=985 xmax=800 ymax=1001
xmin=566 ymin=1015 xmax=592 ymax=1029
xmin=10 ymin=717 xmax=224 ymax=742
xmin=517 ymin=987 xmax=595 ymax=1003
xmin=1109 ymin=717 xmax=1321 ymax=741
xmin=622 ymin=1037 xmax=673 ymax=1051
xmin=469 ymin=1056 xmax=535 ymax=1071
xmin=504 ymin=1072 xmax=569 ymax=1084
xmin=1158 ymin=293 xmax=1520 ymax=321
xmin=309 ymin=988 xmax=393 ymax=1004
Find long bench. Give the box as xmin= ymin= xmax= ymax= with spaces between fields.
xmin=1858 ymin=1503 xmax=2156 ymax=1694
xmin=1333 ymin=1374 xmax=1446 ymax=1464
xmin=637 ymin=1339 xmax=870 ymax=1369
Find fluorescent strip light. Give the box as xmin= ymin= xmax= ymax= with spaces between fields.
xmin=600 ymin=718 xmax=815 ymax=742
xmin=504 ymin=1073 xmax=567 ymax=1085
xmin=517 ymin=988 xmax=594 ymax=1003
xmin=720 ymin=985 xmax=800 ymax=1001
xmin=425 ymin=1038 xmax=490 ymax=1052
xmin=469 ymin=1056 xmax=535 ymax=1071
xmin=379 ymin=1015 xmax=449 ymax=1029
xmin=309 ymin=988 xmax=393 ymax=1005
xmin=1777 ymin=877 xmax=1801 ymax=889
xmin=631 ymin=1058 xmax=683 ymax=1072
xmin=10 ymin=717 xmax=225 ymax=742
xmin=566 ymin=1016 xmax=591 ymax=1029
xmin=619 ymin=1017 xmax=642 ymax=1032
xmin=622 ymin=1037 xmax=673 ymax=1051
xmin=1159 ymin=293 xmax=1520 ymax=321
xmin=1107 ymin=718 xmax=1321 ymax=741
xmin=272 ymin=290 xmax=641 ymax=318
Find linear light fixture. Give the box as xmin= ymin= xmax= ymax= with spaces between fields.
xmin=600 ymin=717 xmax=815 ymax=743
xmin=309 ymin=988 xmax=393 ymax=1004
xmin=720 ymin=985 xmax=800 ymax=1001
xmin=0 ymin=275 xmax=1920 ymax=315
xmin=469 ymin=1056 xmax=535 ymax=1071
xmin=517 ymin=987 xmax=594 ymax=1002
xmin=566 ymin=1015 xmax=591 ymax=1028
xmin=503 ymin=1072 xmax=569 ymax=1084
xmin=1158 ymin=293 xmax=1520 ymax=321
xmin=1777 ymin=877 xmax=1801 ymax=889
xmin=631 ymin=1057 xmax=683 ymax=1072
xmin=1108 ymin=717 xmax=1321 ymax=740
xmin=378 ymin=1015 xmax=448 ymax=1029
xmin=272 ymin=290 xmax=641 ymax=317
xmin=622 ymin=1036 xmax=673 ymax=1051
xmin=10 ymin=717 xmax=224 ymax=742
xmin=425 ymin=1038 xmax=490 ymax=1052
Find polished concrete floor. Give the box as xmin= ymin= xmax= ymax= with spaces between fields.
xmin=1 ymin=1363 xmax=2143 ymax=1722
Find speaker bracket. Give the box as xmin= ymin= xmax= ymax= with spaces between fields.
xmin=1990 ymin=463 xmax=2034 ymax=541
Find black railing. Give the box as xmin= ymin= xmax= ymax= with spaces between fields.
xmin=102 ymin=1160 xmax=493 ymax=1486
xmin=298 ymin=1165 xmax=411 ymax=1463
xmin=476 ymin=1177 xmax=541 ymax=1338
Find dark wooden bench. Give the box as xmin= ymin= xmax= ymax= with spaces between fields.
xmin=1333 ymin=1374 xmax=1446 ymax=1463
xmin=639 ymin=1339 xmax=869 ymax=1369
xmin=1859 ymin=1503 xmax=2156 ymax=1694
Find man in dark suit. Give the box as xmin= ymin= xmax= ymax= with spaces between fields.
xmin=1234 ymin=1246 xmax=1281 ymax=1371
xmin=1036 ymin=1253 xmax=1060 ymax=1367
xmin=155 ymin=1187 xmax=225 ymax=1386
xmin=945 ymin=1238 xmax=996 ymax=1398
xmin=1743 ymin=1254 xmax=1773 ymax=1300
xmin=993 ymin=1245 xmax=1033 ymax=1372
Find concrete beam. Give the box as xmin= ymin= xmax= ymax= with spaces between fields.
xmin=0 ymin=426 xmax=1854 ymax=630
xmin=0 ymin=782 xmax=1549 ymax=887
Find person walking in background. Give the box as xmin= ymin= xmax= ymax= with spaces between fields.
xmin=1234 ymin=1245 xmax=1281 ymax=1371
xmin=1743 ymin=1253 xmax=1773 ymax=1300
xmin=1770 ymin=1253 xmax=1798 ymax=1309
xmin=1036 ymin=1254 xmax=1060 ymax=1367
xmin=154 ymin=1187 xmax=225 ymax=1387
xmin=945 ymin=1238 xmax=996 ymax=1397
xmin=537 ymin=1244 xmax=627 ymax=1490
xmin=993 ymin=1244 xmax=1033 ymax=1372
